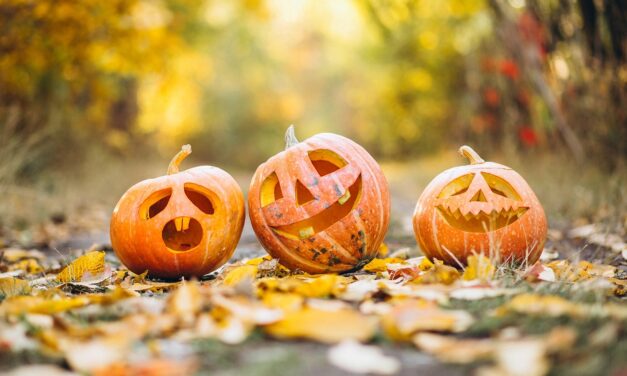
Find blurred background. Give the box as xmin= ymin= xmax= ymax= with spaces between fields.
xmin=0 ymin=0 xmax=625 ymax=245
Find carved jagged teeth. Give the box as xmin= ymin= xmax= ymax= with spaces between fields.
xmin=182 ymin=217 xmax=190 ymax=231
xmin=299 ymin=226 xmax=315 ymax=239
xmin=338 ymin=190 xmax=351 ymax=205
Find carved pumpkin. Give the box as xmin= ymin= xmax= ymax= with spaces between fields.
xmin=413 ymin=146 xmax=547 ymax=266
xmin=248 ymin=126 xmax=390 ymax=273
xmin=110 ymin=145 xmax=245 ymax=279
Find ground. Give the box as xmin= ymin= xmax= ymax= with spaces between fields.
xmin=0 ymin=154 xmax=625 ymax=376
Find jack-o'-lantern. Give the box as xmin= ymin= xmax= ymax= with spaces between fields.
xmin=248 ymin=126 xmax=390 ymax=273
xmin=110 ymin=145 xmax=245 ymax=279
xmin=413 ymin=146 xmax=546 ymax=266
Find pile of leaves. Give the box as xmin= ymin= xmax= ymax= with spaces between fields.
xmin=0 ymin=239 xmax=625 ymax=375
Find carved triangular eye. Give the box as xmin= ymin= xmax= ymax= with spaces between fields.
xmin=481 ymin=172 xmax=522 ymax=201
xmin=295 ymin=180 xmax=315 ymax=205
xmin=308 ymin=149 xmax=347 ymax=176
xmin=260 ymin=172 xmax=283 ymax=207
xmin=140 ymin=188 xmax=172 ymax=219
xmin=437 ymin=174 xmax=473 ymax=198
xmin=184 ymin=184 xmax=215 ymax=214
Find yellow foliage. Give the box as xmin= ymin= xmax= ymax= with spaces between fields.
xmin=363 ymin=258 xmax=406 ymax=273
xmin=265 ymin=307 xmax=376 ymax=343
xmin=0 ymin=277 xmax=31 ymax=297
xmin=56 ymin=251 xmax=106 ymax=283
xmin=223 ymin=265 xmax=259 ymax=286
xmin=462 ymin=254 xmax=495 ymax=281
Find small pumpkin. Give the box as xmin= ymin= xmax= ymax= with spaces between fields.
xmin=248 ymin=126 xmax=390 ymax=273
xmin=110 ymin=145 xmax=245 ymax=279
xmin=413 ymin=146 xmax=547 ymax=266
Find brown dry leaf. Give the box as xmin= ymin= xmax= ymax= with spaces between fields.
xmin=382 ymin=300 xmax=474 ymax=341
xmin=0 ymin=277 xmax=31 ymax=297
xmin=265 ymin=307 xmax=376 ymax=343
xmin=462 ymin=254 xmax=495 ymax=281
xmin=363 ymin=257 xmax=406 ymax=273
xmin=56 ymin=251 xmax=106 ymax=283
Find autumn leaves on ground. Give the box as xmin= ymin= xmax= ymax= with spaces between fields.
xmin=0 ymin=152 xmax=625 ymax=376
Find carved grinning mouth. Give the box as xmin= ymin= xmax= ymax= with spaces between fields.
xmin=436 ymin=205 xmax=528 ymax=233
xmin=272 ymin=175 xmax=362 ymax=240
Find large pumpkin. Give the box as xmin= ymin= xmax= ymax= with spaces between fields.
xmin=248 ymin=126 xmax=390 ymax=273
xmin=110 ymin=145 xmax=245 ymax=279
xmin=413 ymin=146 xmax=547 ymax=266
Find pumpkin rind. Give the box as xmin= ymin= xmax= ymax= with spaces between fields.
xmin=412 ymin=146 xmax=547 ymax=266
xmin=248 ymin=129 xmax=390 ymax=273
xmin=110 ymin=147 xmax=245 ymax=279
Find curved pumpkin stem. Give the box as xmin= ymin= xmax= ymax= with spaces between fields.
xmin=459 ymin=145 xmax=485 ymax=165
xmin=284 ymin=125 xmax=299 ymax=150
xmin=167 ymin=144 xmax=192 ymax=175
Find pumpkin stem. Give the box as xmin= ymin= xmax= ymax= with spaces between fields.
xmin=284 ymin=125 xmax=299 ymax=150
xmin=167 ymin=144 xmax=192 ymax=175
xmin=459 ymin=145 xmax=485 ymax=165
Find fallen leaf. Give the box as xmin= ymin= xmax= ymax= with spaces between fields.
xmin=328 ymin=340 xmax=400 ymax=375
xmin=463 ymin=254 xmax=495 ymax=281
xmin=56 ymin=251 xmax=106 ymax=283
xmin=0 ymin=277 xmax=31 ymax=297
xmin=223 ymin=264 xmax=258 ymax=286
xmin=413 ymin=333 xmax=494 ymax=363
xmin=265 ymin=307 xmax=376 ymax=343
xmin=524 ymin=262 xmax=556 ymax=282
xmin=382 ymin=300 xmax=473 ymax=341
xmin=363 ymin=257 xmax=406 ymax=273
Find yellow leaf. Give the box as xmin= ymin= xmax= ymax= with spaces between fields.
xmin=265 ymin=307 xmax=376 ymax=343
xmin=0 ymin=295 xmax=91 ymax=315
xmin=363 ymin=258 xmax=406 ymax=273
xmin=9 ymin=259 xmax=43 ymax=274
xmin=377 ymin=243 xmax=389 ymax=257
xmin=56 ymin=251 xmax=106 ymax=283
xmin=223 ymin=265 xmax=258 ymax=286
xmin=245 ymin=256 xmax=272 ymax=266
xmin=257 ymin=275 xmax=349 ymax=298
xmin=167 ymin=280 xmax=202 ymax=320
xmin=382 ymin=300 xmax=473 ymax=341
xmin=462 ymin=255 xmax=495 ymax=281
xmin=0 ymin=277 xmax=31 ymax=297
xmin=261 ymin=292 xmax=304 ymax=313
xmin=498 ymin=294 xmax=581 ymax=317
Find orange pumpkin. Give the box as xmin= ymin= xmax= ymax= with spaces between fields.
xmin=413 ymin=146 xmax=547 ymax=266
xmin=110 ymin=145 xmax=245 ymax=279
xmin=248 ymin=126 xmax=390 ymax=273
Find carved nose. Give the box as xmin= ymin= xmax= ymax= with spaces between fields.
xmin=470 ymin=190 xmax=488 ymax=202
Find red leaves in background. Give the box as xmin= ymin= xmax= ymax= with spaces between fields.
xmin=518 ymin=126 xmax=538 ymax=147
